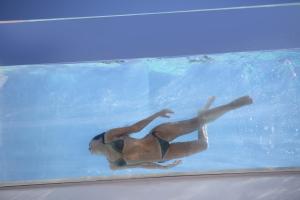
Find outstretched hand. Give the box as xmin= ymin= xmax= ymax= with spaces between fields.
xmin=164 ymin=160 xmax=182 ymax=169
xmin=157 ymin=109 xmax=174 ymax=118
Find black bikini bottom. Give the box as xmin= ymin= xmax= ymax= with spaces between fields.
xmin=152 ymin=131 xmax=170 ymax=159
xmin=112 ymin=132 xmax=170 ymax=167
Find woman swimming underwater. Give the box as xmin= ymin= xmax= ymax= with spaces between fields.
xmin=89 ymin=96 xmax=253 ymax=170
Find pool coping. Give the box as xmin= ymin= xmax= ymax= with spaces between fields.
xmin=1 ymin=167 xmax=299 ymax=189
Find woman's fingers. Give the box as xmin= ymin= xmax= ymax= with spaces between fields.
xmin=161 ymin=160 xmax=182 ymax=169
xmin=159 ymin=109 xmax=174 ymax=118
xmin=173 ymin=160 xmax=182 ymax=165
xmin=163 ymin=109 xmax=174 ymax=114
xmin=168 ymin=160 xmax=182 ymax=167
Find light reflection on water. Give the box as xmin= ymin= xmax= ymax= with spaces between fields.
xmin=0 ymin=49 xmax=299 ymax=182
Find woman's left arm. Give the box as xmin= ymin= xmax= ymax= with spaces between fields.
xmin=110 ymin=160 xmax=182 ymax=170
xmin=105 ymin=109 xmax=174 ymax=142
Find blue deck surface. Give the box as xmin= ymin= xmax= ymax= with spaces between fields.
xmin=0 ymin=49 xmax=299 ymax=182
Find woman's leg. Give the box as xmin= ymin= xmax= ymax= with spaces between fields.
xmin=198 ymin=95 xmax=252 ymax=124
xmin=163 ymin=126 xmax=208 ymax=160
xmin=152 ymin=96 xmax=252 ymax=142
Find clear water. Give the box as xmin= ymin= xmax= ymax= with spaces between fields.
xmin=0 ymin=49 xmax=299 ymax=183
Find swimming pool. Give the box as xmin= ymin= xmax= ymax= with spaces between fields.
xmin=0 ymin=48 xmax=299 ymax=183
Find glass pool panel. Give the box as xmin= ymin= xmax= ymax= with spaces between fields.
xmin=0 ymin=49 xmax=299 ymax=183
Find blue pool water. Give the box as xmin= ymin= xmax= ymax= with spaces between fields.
xmin=0 ymin=49 xmax=299 ymax=183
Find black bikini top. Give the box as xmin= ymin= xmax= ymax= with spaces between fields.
xmin=94 ymin=132 xmax=124 ymax=153
xmin=92 ymin=132 xmax=127 ymax=167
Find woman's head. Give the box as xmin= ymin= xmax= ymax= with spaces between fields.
xmin=89 ymin=133 xmax=106 ymax=155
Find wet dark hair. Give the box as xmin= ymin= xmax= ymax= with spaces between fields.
xmin=89 ymin=132 xmax=105 ymax=152
xmin=92 ymin=133 xmax=105 ymax=142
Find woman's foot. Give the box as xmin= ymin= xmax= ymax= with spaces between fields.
xmin=198 ymin=96 xmax=216 ymax=115
xmin=229 ymin=96 xmax=253 ymax=108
